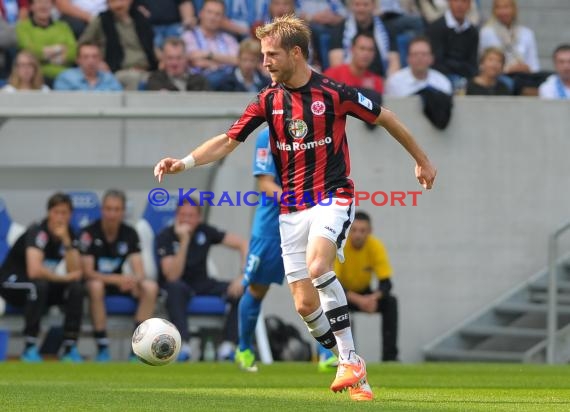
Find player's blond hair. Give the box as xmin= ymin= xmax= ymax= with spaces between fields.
xmin=255 ymin=14 xmax=311 ymax=60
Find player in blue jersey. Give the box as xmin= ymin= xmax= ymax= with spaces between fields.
xmin=234 ymin=127 xmax=284 ymax=372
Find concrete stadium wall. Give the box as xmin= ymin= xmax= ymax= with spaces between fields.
xmin=0 ymin=92 xmax=569 ymax=362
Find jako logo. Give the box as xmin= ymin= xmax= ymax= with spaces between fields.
xmin=324 ymin=226 xmax=336 ymax=234
xmin=276 ymin=136 xmax=332 ymax=151
xmin=329 ymin=314 xmax=349 ymax=324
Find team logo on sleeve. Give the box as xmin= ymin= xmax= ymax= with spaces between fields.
xmin=256 ymin=148 xmax=269 ymax=169
xmin=117 ymin=241 xmax=128 ymax=256
xmin=79 ymin=232 xmax=92 ymax=251
xmin=311 ymin=101 xmax=326 ymax=116
xmin=35 ymin=231 xmax=48 ymax=249
xmin=195 ymin=232 xmax=206 ymax=246
xmin=357 ymin=92 xmax=373 ymax=110
xmin=288 ymin=119 xmax=308 ymax=139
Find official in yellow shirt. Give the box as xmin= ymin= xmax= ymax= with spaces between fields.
xmin=334 ymin=211 xmax=399 ymax=361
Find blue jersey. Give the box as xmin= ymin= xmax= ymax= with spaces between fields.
xmin=251 ymin=128 xmax=280 ymax=239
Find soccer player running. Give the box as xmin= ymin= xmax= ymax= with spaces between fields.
xmin=154 ymin=15 xmax=436 ymax=401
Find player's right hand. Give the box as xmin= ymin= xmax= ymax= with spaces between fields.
xmin=154 ymin=157 xmax=185 ymax=183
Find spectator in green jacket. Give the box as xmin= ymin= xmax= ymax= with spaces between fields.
xmin=16 ymin=0 xmax=77 ymax=84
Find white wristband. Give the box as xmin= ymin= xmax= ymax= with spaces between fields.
xmin=181 ymin=154 xmax=196 ymax=170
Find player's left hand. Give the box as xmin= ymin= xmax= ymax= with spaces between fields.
xmin=154 ymin=157 xmax=185 ymax=183
xmin=415 ymin=160 xmax=437 ymax=190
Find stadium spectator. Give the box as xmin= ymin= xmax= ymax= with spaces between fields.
xmin=328 ymin=0 xmax=400 ymax=79
xmin=0 ymin=15 xmax=16 ymax=78
xmin=298 ymin=0 xmax=346 ymax=69
xmin=80 ymin=190 xmax=158 ymax=362
xmin=253 ymin=0 xmax=296 ymax=30
xmin=0 ymin=192 xmax=84 ymax=362
xmin=182 ymin=0 xmax=239 ymax=90
xmin=1 ymin=0 xmax=29 ymax=22
xmin=385 ymin=36 xmax=451 ymax=96
xmin=479 ymin=0 xmax=539 ymax=75
xmin=146 ymin=37 xmax=209 ymax=91
xmin=466 ymin=47 xmax=511 ymax=95
xmin=425 ymin=0 xmax=478 ymax=90
xmin=539 ymin=44 xmax=570 ymax=100
xmin=54 ymin=0 xmax=107 ymax=39
xmin=380 ymin=0 xmax=424 ymax=41
xmin=16 ymin=0 xmax=77 ymax=85
xmin=2 ymin=50 xmax=50 ymax=91
xmin=79 ymin=0 xmax=158 ymax=91
xmin=156 ymin=198 xmax=248 ymax=361
xmin=416 ymin=0 xmax=481 ymax=26
xmin=324 ymin=33 xmax=384 ymax=96
xmin=215 ymin=38 xmax=270 ymax=92
xmin=134 ymin=0 xmax=196 ymax=52
xmin=54 ymin=42 xmax=122 ymax=91
xmin=334 ymin=211 xmax=399 ymax=362
xmin=220 ymin=0 xmax=261 ymax=40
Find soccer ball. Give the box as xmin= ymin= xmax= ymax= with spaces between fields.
xmin=132 ymin=318 xmax=181 ymax=366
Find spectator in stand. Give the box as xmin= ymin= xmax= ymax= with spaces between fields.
xmin=425 ymin=0 xmax=478 ymax=90
xmin=2 ymin=50 xmax=49 ymax=91
xmin=466 ymin=47 xmax=510 ymax=96
xmin=539 ymin=44 xmax=570 ymax=100
xmin=79 ymin=0 xmax=158 ymax=90
xmin=417 ymin=0 xmax=481 ymax=26
xmin=54 ymin=0 xmax=107 ymax=39
xmin=385 ymin=35 xmax=451 ymax=96
xmin=324 ymin=33 xmax=383 ymax=96
xmin=380 ymin=0 xmax=424 ymax=41
xmin=54 ymin=41 xmax=122 ymax=91
xmin=134 ymin=0 xmax=196 ymax=52
xmin=182 ymin=0 xmax=239 ymax=90
xmin=328 ymin=0 xmax=400 ymax=79
xmin=0 ymin=19 xmax=17 ymax=79
xmin=298 ymin=0 xmax=347 ymax=69
xmin=221 ymin=0 xmax=261 ymax=40
xmin=145 ymin=37 xmax=209 ymax=91
xmin=253 ymin=0 xmax=295 ymax=30
xmin=479 ymin=0 xmax=539 ymax=75
xmin=216 ymin=38 xmax=270 ymax=92
xmin=1 ymin=0 xmax=29 ymax=22
xmin=16 ymin=0 xmax=77 ymax=85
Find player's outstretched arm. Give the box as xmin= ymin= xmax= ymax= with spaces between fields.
xmin=154 ymin=134 xmax=240 ymax=182
xmin=375 ymin=108 xmax=437 ymax=190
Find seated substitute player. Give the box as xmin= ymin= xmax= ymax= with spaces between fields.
xmin=153 ymin=15 xmax=436 ymax=401
xmin=0 ymin=192 xmax=84 ymax=362
xmin=156 ymin=198 xmax=248 ymax=361
xmin=334 ymin=211 xmax=399 ymax=362
xmin=80 ymin=189 xmax=158 ymax=361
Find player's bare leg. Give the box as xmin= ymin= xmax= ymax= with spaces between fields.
xmin=134 ymin=279 xmax=159 ymax=324
xmin=87 ymin=279 xmax=110 ymax=361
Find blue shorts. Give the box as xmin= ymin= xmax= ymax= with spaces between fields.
xmin=243 ymin=236 xmax=285 ymax=286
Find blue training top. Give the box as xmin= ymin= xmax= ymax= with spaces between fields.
xmin=250 ymin=127 xmax=280 ymax=239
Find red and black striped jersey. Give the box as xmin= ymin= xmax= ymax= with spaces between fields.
xmin=227 ymin=71 xmax=381 ymax=213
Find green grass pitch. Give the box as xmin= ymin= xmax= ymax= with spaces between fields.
xmin=1 ymin=362 xmax=570 ymax=411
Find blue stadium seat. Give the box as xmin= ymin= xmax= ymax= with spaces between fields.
xmin=68 ymin=191 xmax=101 ymax=234
xmin=105 ymin=296 xmax=137 ymax=315
xmin=187 ymin=296 xmax=226 ymax=315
